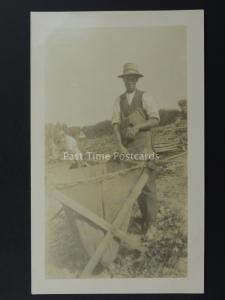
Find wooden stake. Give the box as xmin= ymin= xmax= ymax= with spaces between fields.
xmin=80 ymin=168 xmax=150 ymax=278
xmin=53 ymin=190 xmax=137 ymax=249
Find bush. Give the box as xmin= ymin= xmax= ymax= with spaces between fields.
xmin=83 ymin=120 xmax=113 ymax=138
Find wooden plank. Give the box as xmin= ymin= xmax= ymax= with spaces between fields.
xmin=155 ymin=148 xmax=178 ymax=153
xmin=154 ymin=142 xmax=179 ymax=146
xmin=80 ymin=168 xmax=150 ymax=278
xmin=155 ymin=148 xmax=178 ymax=151
xmin=155 ymin=147 xmax=178 ymax=151
xmin=162 ymin=151 xmax=187 ymax=162
xmin=155 ymin=145 xmax=178 ymax=148
xmin=154 ymin=145 xmax=178 ymax=149
xmin=53 ymin=190 xmax=137 ymax=249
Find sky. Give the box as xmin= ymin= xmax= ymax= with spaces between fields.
xmin=32 ymin=14 xmax=186 ymax=127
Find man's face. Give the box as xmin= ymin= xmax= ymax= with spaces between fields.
xmin=123 ymin=75 xmax=139 ymax=93
xmin=180 ymin=104 xmax=187 ymax=114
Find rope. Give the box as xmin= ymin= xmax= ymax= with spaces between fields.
xmin=53 ymin=163 xmax=144 ymax=190
xmin=48 ymin=152 xmax=186 ymax=190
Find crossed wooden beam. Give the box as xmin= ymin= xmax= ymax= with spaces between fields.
xmin=53 ymin=166 xmax=150 ymax=277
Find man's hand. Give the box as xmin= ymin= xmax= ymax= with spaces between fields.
xmin=113 ymin=124 xmax=129 ymax=154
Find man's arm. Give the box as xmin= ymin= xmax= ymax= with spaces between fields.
xmin=112 ymin=97 xmax=129 ymax=154
xmin=113 ymin=124 xmax=129 ymax=154
xmin=128 ymin=118 xmax=159 ymax=137
xmin=137 ymin=118 xmax=159 ymax=131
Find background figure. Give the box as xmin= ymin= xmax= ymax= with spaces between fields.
xmin=56 ymin=129 xmax=87 ymax=168
xmin=175 ymin=99 xmax=187 ymax=150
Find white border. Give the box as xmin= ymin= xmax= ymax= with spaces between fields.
xmin=31 ymin=10 xmax=204 ymax=294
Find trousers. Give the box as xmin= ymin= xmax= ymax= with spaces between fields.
xmin=137 ymin=162 xmax=158 ymax=232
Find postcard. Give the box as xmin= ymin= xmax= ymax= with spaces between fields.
xmin=31 ymin=10 xmax=204 ymax=294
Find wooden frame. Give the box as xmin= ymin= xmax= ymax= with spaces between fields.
xmin=53 ymin=167 xmax=150 ymax=277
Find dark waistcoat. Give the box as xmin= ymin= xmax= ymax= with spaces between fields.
xmin=119 ymin=89 xmax=153 ymax=155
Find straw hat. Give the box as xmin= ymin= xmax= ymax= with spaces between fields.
xmin=118 ymin=63 xmax=144 ymax=78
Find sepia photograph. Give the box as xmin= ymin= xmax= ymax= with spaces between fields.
xmin=31 ymin=11 xmax=204 ymax=293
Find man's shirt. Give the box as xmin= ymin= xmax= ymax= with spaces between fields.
xmin=112 ymin=91 xmax=160 ymax=125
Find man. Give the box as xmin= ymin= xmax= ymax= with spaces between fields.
xmin=112 ymin=63 xmax=160 ymax=234
xmin=177 ymin=99 xmax=187 ymax=121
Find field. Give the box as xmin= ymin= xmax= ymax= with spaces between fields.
xmin=45 ymin=128 xmax=187 ymax=278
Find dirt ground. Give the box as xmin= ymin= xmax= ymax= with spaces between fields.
xmin=45 ymin=135 xmax=187 ymax=278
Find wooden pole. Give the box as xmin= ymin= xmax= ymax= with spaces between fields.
xmin=80 ymin=168 xmax=150 ymax=278
xmin=53 ymin=190 xmax=137 ymax=249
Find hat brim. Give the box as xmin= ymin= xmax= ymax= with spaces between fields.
xmin=118 ymin=73 xmax=144 ymax=78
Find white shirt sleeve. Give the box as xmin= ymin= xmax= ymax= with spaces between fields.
xmin=142 ymin=92 xmax=160 ymax=121
xmin=112 ymin=97 xmax=121 ymax=125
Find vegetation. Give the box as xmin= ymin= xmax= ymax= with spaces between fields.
xmin=46 ymin=109 xmax=179 ymax=142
